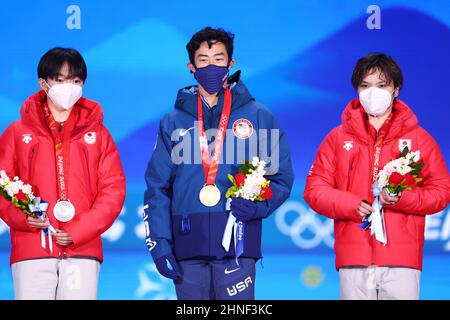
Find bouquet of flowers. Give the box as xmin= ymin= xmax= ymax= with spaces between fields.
xmin=376 ymin=146 xmax=423 ymax=196
xmin=360 ymin=146 xmax=424 ymax=245
xmin=222 ymin=157 xmax=272 ymax=264
xmin=225 ymin=157 xmax=273 ymax=201
xmin=0 ymin=170 xmax=55 ymax=252
xmin=0 ymin=170 xmax=36 ymax=215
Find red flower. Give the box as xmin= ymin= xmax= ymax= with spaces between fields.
xmin=15 ymin=190 xmax=28 ymax=202
xmin=389 ymin=172 xmax=416 ymax=187
xmin=235 ymin=173 xmax=246 ymax=187
xmin=403 ymin=173 xmax=415 ymax=186
xmin=388 ymin=172 xmax=404 ymax=185
xmin=261 ymin=186 xmax=273 ymax=200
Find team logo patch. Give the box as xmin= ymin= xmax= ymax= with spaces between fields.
xmin=343 ymin=140 xmax=353 ymax=151
xmin=232 ymin=119 xmax=253 ymax=139
xmin=22 ymin=134 xmax=32 ymax=144
xmin=84 ymin=132 xmax=96 ymax=144
xmin=398 ymin=139 xmax=411 ymax=152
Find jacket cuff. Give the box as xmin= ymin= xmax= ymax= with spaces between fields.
xmin=342 ymin=195 xmax=364 ymax=223
xmin=389 ymin=190 xmax=415 ymax=212
xmin=63 ymin=223 xmax=84 ymax=247
xmin=9 ymin=212 xmax=35 ymax=233
xmin=150 ymin=238 xmax=173 ymax=262
xmin=255 ymin=201 xmax=270 ymax=219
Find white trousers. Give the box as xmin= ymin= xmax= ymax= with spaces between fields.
xmin=12 ymin=258 xmax=100 ymax=300
xmin=339 ymin=266 xmax=421 ymax=300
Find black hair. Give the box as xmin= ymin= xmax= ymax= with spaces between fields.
xmin=351 ymin=53 xmax=403 ymax=90
xmin=186 ymin=27 xmax=235 ymax=66
xmin=38 ymin=47 xmax=87 ymax=82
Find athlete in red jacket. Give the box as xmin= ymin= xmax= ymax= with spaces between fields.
xmin=0 ymin=47 xmax=126 ymax=300
xmin=304 ymin=53 xmax=449 ymax=300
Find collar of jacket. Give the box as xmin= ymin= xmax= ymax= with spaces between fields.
xmin=341 ymin=98 xmax=419 ymax=145
xmin=20 ymin=90 xmax=104 ymax=140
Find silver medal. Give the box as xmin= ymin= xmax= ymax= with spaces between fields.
xmin=53 ymin=200 xmax=75 ymax=222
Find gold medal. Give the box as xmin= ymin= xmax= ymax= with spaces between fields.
xmin=199 ymin=184 xmax=221 ymax=207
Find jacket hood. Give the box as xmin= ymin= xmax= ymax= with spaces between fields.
xmin=20 ymin=90 xmax=104 ymax=139
xmin=342 ymin=98 xmax=419 ymax=144
xmin=173 ymin=71 xmax=254 ymax=118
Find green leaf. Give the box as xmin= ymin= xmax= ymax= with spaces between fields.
xmin=400 ymin=146 xmax=409 ymax=158
xmin=387 ymin=185 xmax=396 ymax=194
xmin=228 ymin=174 xmax=236 ymax=185
xmin=412 ymin=162 xmax=425 ymax=170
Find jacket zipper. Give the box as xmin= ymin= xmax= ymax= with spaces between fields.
xmin=346 ymin=156 xmax=356 ymax=191
xmin=28 ymin=144 xmax=39 ymax=181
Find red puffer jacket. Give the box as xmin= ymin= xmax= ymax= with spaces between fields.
xmin=0 ymin=90 xmax=126 ymax=265
xmin=304 ymin=98 xmax=450 ymax=271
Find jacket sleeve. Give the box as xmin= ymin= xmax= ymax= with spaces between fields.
xmin=254 ymin=108 xmax=295 ymax=219
xmin=64 ymin=127 xmax=126 ymax=246
xmin=143 ymin=117 xmax=175 ymax=262
xmin=389 ymin=129 xmax=450 ymax=215
xmin=0 ymin=124 xmax=34 ymax=232
xmin=303 ymin=128 xmax=363 ymax=223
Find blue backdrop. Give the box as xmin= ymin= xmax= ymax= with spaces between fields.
xmin=0 ymin=0 xmax=449 ymax=299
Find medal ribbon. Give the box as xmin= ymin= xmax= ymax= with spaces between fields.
xmin=43 ymin=104 xmax=75 ymax=202
xmin=197 ymin=88 xmax=232 ymax=185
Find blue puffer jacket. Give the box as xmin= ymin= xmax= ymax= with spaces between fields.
xmin=143 ymin=74 xmax=294 ymax=262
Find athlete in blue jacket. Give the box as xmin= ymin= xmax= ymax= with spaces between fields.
xmin=143 ymin=27 xmax=294 ymax=300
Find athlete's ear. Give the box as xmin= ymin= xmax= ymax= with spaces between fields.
xmin=38 ymin=78 xmax=49 ymax=92
xmin=393 ymin=87 xmax=400 ymax=99
xmin=187 ymin=62 xmax=196 ymax=74
xmin=228 ymin=59 xmax=235 ymax=70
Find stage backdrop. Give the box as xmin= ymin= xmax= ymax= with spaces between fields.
xmin=0 ymin=0 xmax=449 ymax=299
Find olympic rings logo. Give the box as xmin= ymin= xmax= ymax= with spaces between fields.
xmin=275 ymin=201 xmax=335 ymax=249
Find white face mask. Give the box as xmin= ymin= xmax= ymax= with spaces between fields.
xmin=359 ymin=87 xmax=394 ymax=117
xmin=44 ymin=81 xmax=82 ymax=110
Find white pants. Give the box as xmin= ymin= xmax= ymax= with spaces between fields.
xmin=339 ymin=266 xmax=421 ymax=300
xmin=12 ymin=258 xmax=100 ymax=300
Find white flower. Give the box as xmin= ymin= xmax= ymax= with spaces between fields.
xmin=406 ymin=151 xmax=421 ymax=163
xmin=21 ymin=184 xmax=33 ymax=195
xmin=399 ymin=165 xmax=412 ymax=175
xmin=252 ymin=157 xmax=259 ymax=167
xmin=377 ymin=171 xmax=389 ymax=188
xmin=0 ymin=170 xmax=8 ymax=179
xmin=5 ymin=184 xmax=18 ymax=197
xmin=383 ymin=163 xmax=395 ymax=176
xmin=413 ymin=151 xmax=420 ymax=163
xmin=0 ymin=170 xmax=10 ymax=186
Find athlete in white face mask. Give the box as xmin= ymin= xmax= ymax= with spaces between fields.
xmin=304 ymin=53 xmax=450 ymax=300
xmin=0 ymin=47 xmax=126 ymax=300
xmin=38 ymin=61 xmax=84 ymax=121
